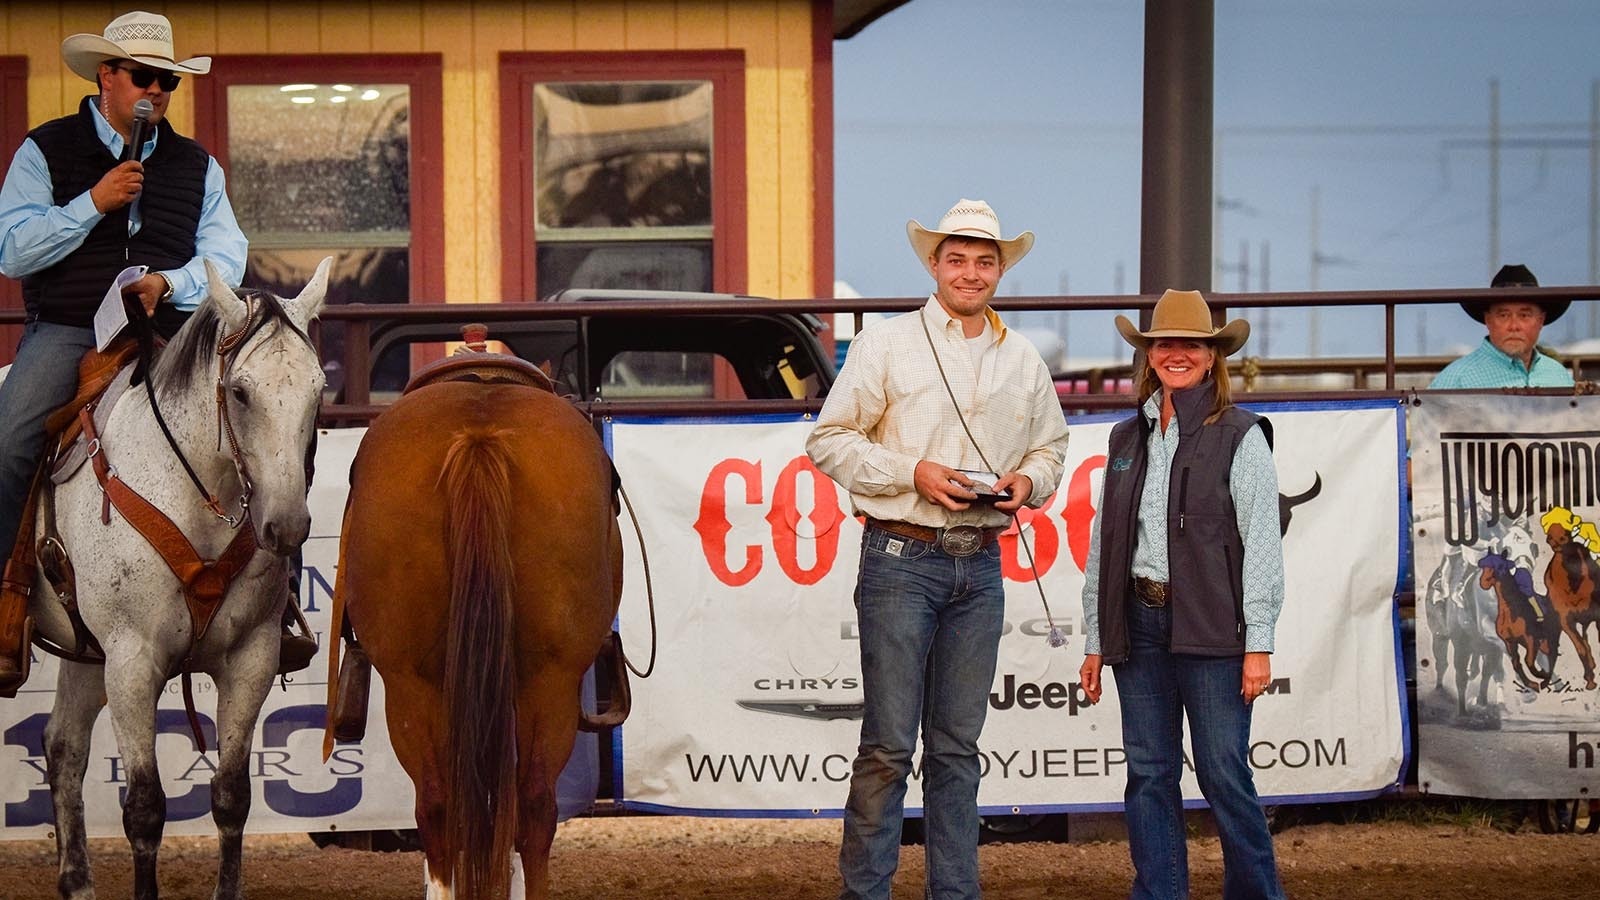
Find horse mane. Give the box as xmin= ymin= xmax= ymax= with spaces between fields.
xmin=154 ymin=288 xmax=306 ymax=401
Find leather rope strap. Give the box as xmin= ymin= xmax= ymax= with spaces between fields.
xmin=79 ymin=405 xmax=259 ymax=752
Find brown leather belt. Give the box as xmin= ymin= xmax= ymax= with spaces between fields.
xmin=1133 ymin=576 xmax=1170 ymax=607
xmin=866 ymin=518 xmax=1004 ymax=557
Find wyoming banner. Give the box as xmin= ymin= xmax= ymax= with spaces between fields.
xmin=1412 ymin=394 xmax=1600 ymax=798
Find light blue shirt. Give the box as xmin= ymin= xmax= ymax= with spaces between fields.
xmin=1428 ymin=338 xmax=1573 ymax=389
xmin=1081 ymin=391 xmax=1286 ymax=655
xmin=0 ymin=99 xmax=247 ymax=311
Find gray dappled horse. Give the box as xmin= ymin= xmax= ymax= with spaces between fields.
xmin=2 ymin=259 xmax=328 ymax=900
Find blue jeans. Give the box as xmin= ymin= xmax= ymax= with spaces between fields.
xmin=0 ymin=321 xmax=93 ymax=554
xmin=1112 ymin=600 xmax=1284 ymax=900
xmin=838 ymin=525 xmax=1005 ymax=900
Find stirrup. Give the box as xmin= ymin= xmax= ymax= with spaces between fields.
xmin=277 ymin=602 xmax=318 ymax=675
xmin=0 ymin=617 xmax=36 ymax=699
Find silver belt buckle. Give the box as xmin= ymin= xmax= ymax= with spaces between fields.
xmin=938 ymin=524 xmax=984 ymax=558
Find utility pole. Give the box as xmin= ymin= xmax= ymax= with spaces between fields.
xmin=1259 ymin=241 xmax=1270 ymax=357
xmin=1213 ymin=136 xmax=1224 ymax=289
xmin=1057 ymin=271 xmax=1070 ymax=357
xmin=1590 ymin=79 xmax=1598 ymax=339
xmin=1238 ymin=240 xmax=1250 ymax=293
xmin=1489 ymin=78 xmax=1500 ymax=279
xmin=1113 ymin=262 xmax=1126 ymax=365
xmin=1309 ymin=185 xmax=1321 ymax=357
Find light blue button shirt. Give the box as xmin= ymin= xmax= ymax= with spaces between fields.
xmin=1081 ymin=391 xmax=1285 ymax=654
xmin=1428 ymin=338 xmax=1573 ymax=389
xmin=0 ymin=99 xmax=247 ymax=311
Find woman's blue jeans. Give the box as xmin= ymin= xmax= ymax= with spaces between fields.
xmin=0 ymin=321 xmax=94 ymax=554
xmin=838 ymin=525 xmax=1005 ymax=900
xmin=1112 ymin=599 xmax=1284 ymax=900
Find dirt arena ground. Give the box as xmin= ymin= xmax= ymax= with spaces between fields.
xmin=1 ymin=807 xmax=1598 ymax=899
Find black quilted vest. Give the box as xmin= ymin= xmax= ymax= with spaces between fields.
xmin=22 ymin=96 xmax=207 ymax=337
xmin=1092 ymin=380 xmax=1274 ymax=663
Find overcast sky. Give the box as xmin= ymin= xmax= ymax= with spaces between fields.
xmin=834 ymin=0 xmax=1600 ymax=362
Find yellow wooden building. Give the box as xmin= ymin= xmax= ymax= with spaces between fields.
xmin=0 ymin=0 xmax=903 ymax=342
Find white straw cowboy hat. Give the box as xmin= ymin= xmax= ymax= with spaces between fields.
xmin=907 ymin=199 xmax=1034 ymax=274
xmin=61 ymin=11 xmax=211 ymax=83
xmin=1115 ymin=289 xmax=1250 ymax=357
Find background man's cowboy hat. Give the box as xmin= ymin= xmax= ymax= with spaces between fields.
xmin=907 ymin=198 xmax=1034 ymax=274
xmin=62 ymin=11 xmax=211 ymax=83
xmin=1115 ymin=289 xmax=1250 ymax=357
xmin=1460 ymin=263 xmax=1569 ymax=324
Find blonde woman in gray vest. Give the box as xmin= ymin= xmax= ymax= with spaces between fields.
xmin=1077 ymin=289 xmax=1286 ymax=900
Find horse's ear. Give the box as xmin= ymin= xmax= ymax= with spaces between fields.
xmin=205 ymin=258 xmax=249 ymax=331
xmin=288 ymin=256 xmax=333 ymax=328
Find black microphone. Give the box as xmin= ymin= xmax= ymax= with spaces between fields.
xmin=123 ymin=98 xmax=154 ymax=163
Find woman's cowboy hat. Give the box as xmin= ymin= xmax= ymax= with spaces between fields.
xmin=1460 ymin=263 xmax=1569 ymax=324
xmin=61 ymin=11 xmax=211 ymax=83
xmin=1115 ymin=289 xmax=1250 ymax=357
xmin=907 ymin=199 xmax=1034 ymax=274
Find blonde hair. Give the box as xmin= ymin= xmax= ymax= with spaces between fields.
xmin=1135 ymin=344 xmax=1234 ymax=424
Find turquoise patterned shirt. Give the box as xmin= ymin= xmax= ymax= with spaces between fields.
xmin=1429 ymin=338 xmax=1573 ymax=389
xmin=1081 ymin=392 xmax=1286 ymax=655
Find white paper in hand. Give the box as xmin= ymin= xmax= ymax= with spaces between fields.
xmin=93 ymin=265 xmax=148 ymax=351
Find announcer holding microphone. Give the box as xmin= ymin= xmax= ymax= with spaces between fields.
xmin=0 ymin=11 xmax=247 ymax=694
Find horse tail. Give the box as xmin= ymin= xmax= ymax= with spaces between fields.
xmin=439 ymin=426 xmax=518 ymax=899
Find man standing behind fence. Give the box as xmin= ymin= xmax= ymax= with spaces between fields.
xmin=806 ymin=198 xmax=1069 ymax=899
xmin=1429 ymin=264 xmax=1573 ymax=389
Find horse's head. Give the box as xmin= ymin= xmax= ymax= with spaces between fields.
xmin=1478 ymin=550 xmax=1513 ymax=588
xmin=204 ymin=257 xmax=330 ymax=554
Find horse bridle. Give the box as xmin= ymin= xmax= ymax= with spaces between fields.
xmin=150 ymin=292 xmax=312 ymax=529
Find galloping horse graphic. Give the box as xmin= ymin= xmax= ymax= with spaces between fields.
xmin=1477 ymin=550 xmax=1561 ymax=691
xmin=1540 ymin=507 xmax=1600 ymax=689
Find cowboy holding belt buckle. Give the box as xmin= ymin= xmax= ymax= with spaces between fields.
xmin=807 ymin=198 xmax=1070 ymax=900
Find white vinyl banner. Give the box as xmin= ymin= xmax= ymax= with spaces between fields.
xmin=0 ymin=430 xmax=425 ymax=839
xmin=609 ymin=401 xmax=1408 ymax=815
xmin=1412 ymin=394 xmax=1600 ymax=798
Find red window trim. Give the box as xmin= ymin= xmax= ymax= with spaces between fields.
xmin=190 ymin=54 xmax=444 ymax=305
xmin=810 ymin=0 xmax=835 ymax=302
xmin=0 ymin=56 xmax=28 ymax=362
xmin=498 ymin=50 xmax=747 ymax=301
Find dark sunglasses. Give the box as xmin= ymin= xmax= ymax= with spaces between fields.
xmin=112 ymin=64 xmax=181 ymax=92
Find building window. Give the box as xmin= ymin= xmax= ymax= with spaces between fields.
xmin=501 ymin=51 xmax=745 ymax=300
xmin=192 ymin=55 xmax=442 ymax=399
xmin=533 ymin=81 xmax=713 ymax=295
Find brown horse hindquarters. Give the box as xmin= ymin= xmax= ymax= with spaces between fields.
xmin=339 ymin=382 xmax=618 ymax=899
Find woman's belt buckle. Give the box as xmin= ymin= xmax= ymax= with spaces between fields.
xmin=938 ymin=524 xmax=984 ymax=558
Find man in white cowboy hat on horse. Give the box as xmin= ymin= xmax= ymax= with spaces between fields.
xmin=1429 ymin=263 xmax=1574 ymax=389
xmin=808 ymin=199 xmax=1069 ymax=899
xmin=0 ymin=11 xmax=258 ymax=693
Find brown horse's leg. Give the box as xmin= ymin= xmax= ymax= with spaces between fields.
xmin=380 ymin=672 xmax=452 ymax=896
xmin=1501 ymin=634 xmax=1535 ymax=690
xmin=513 ymin=704 xmax=574 ymax=900
xmin=418 ymin=776 xmax=453 ymax=898
xmin=1561 ymin=613 xmax=1599 ymax=689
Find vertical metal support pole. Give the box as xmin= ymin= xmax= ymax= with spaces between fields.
xmin=1139 ymin=0 xmax=1214 ymax=326
xmin=1489 ymin=78 xmax=1500 ymax=279
xmin=1589 ymin=79 xmax=1597 ymax=310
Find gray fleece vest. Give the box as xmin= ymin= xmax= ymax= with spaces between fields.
xmin=1092 ymin=380 xmax=1273 ymax=663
